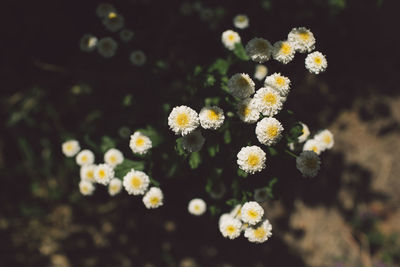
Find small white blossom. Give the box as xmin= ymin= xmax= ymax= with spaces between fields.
xmin=237 ymin=146 xmax=266 ymax=174
xmin=188 ymin=198 xmax=207 ymax=216
xmin=123 ymin=169 xmax=150 ymax=195
xmin=288 ymin=27 xmax=316 ymax=53
xmin=241 ymin=201 xmax=264 ymax=225
xmin=219 ymin=217 xmax=242 ymax=239
xmin=80 ymin=164 xmax=96 ymax=183
xmin=298 ymin=122 xmax=310 ymax=143
xmin=244 ymin=219 xmax=272 ymax=243
xmin=221 ymin=30 xmax=241 ymax=51
xmin=255 ymin=117 xmax=284 ymax=146
xmin=142 ymin=187 xmax=164 ymax=209
xmin=264 ymin=73 xmax=291 ymax=97
xmin=129 ymin=132 xmax=152 ymax=155
xmin=254 ymin=64 xmax=268 ymax=81
xmin=75 ymin=149 xmax=95 ymax=166
xmin=305 ymin=51 xmax=327 ymax=74
xmin=237 ymin=98 xmax=260 ymax=124
xmin=233 ymin=14 xmax=249 ymax=29
xmin=79 ymin=180 xmax=95 ymax=196
xmin=253 ymin=87 xmax=284 ymax=117
xmin=168 ymin=106 xmax=199 ymax=136
xmin=97 ymin=37 xmax=117 ymax=58
xmin=94 ymin=164 xmax=114 ymax=185
xmin=62 ymin=140 xmax=80 ymax=157
xmin=272 ymin=40 xmax=296 ymax=64
xmin=104 ymin=148 xmax=124 ymax=167
xmin=315 ymin=129 xmax=334 ymax=150
xmin=303 ymin=139 xmax=323 ymax=155
xmin=130 ymin=50 xmax=146 ymax=66
xmin=199 ymin=106 xmax=225 ymax=130
xmin=108 ymin=178 xmax=122 ymax=196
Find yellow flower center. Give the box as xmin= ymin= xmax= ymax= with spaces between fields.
xmin=207 ymin=109 xmax=219 ymax=121
xmin=66 ymin=143 xmax=73 ymax=151
xmin=237 ymin=76 xmax=250 ymax=87
xmin=267 ymin=125 xmax=279 ymax=138
xmin=194 ymin=205 xmax=200 ymax=211
xmin=299 ymin=32 xmax=309 ymax=41
xmin=176 ymin=113 xmax=189 ymax=127
xmin=275 ymin=76 xmax=285 ymax=86
xmin=136 ymin=137 xmax=144 ymax=147
xmin=86 ymin=170 xmax=94 ymax=181
xmin=98 ymin=169 xmax=106 ymax=179
xmin=108 ymin=12 xmax=117 ymax=19
xmin=314 ymin=57 xmax=322 ymax=65
xmin=226 ymin=225 xmax=236 ymax=235
xmin=228 ymin=34 xmax=235 ymax=41
xmin=263 ymin=92 xmax=277 ymax=105
xmin=239 ymin=105 xmax=250 ymax=117
xmin=281 ymin=43 xmax=292 ymax=55
xmin=323 ymin=135 xmax=331 ymax=144
xmin=247 ymin=210 xmax=259 ymax=219
xmin=254 ymin=227 xmax=266 ymax=239
xmin=109 ymin=155 xmax=117 ymax=163
xmin=247 ymin=154 xmax=260 ymax=167
xmin=110 ymin=185 xmax=119 ymax=192
xmin=311 ymin=146 xmax=318 ymax=153
xmin=131 ymin=176 xmax=142 ymax=189
xmin=150 ymin=197 xmax=160 ymax=206
xmin=82 ymin=186 xmax=89 ymax=193
xmin=81 ymin=155 xmax=88 ymax=163
xmin=237 ymin=16 xmax=246 ymax=22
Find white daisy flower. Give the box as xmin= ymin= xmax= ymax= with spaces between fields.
xmin=80 ymin=164 xmax=96 ymax=183
xmin=233 ymin=14 xmax=249 ymax=29
xmin=102 ymin=12 xmax=125 ymax=32
xmin=272 ymin=40 xmax=296 ymax=64
xmin=94 ymin=164 xmax=114 ymax=185
xmin=254 ymin=64 xmax=268 ymax=81
xmin=75 ymin=149 xmax=95 ymax=166
xmin=303 ymin=139 xmax=323 ymax=155
xmin=108 ymin=178 xmax=122 ymax=196
xmin=227 ymin=73 xmax=255 ymax=99
xmin=241 ymin=201 xmax=264 ymax=225
xmin=288 ymin=27 xmax=316 ymax=53
xmin=298 ymin=122 xmax=310 ymax=143
xmin=237 ymin=98 xmax=260 ymax=124
xmin=219 ymin=217 xmax=242 ymax=239
xmin=245 ymin=38 xmax=273 ymax=63
xmin=62 ymin=140 xmax=80 ymax=157
xmin=79 ymin=180 xmax=95 ymax=196
xmin=104 ymin=148 xmax=124 ymax=167
xmin=255 ymin=117 xmax=284 ymax=146
xmin=129 ymin=131 xmax=152 ymax=155
xmin=120 ymin=29 xmax=134 ymax=42
xmin=253 ymin=87 xmax=284 ymax=117
xmin=221 ymin=30 xmax=241 ymax=51
xmin=80 ymin=34 xmax=98 ymax=52
xmin=142 ymin=187 xmax=164 ymax=209
xmin=229 ymin=204 xmax=242 ymax=218
xmin=219 ymin=213 xmax=232 ymax=227
xmin=188 ymin=198 xmax=207 ymax=216
xmin=199 ymin=106 xmax=225 ymax=130
xmin=181 ymin=130 xmax=205 ymax=153
xmin=314 ymin=129 xmax=334 ymax=150
xmin=97 ymin=37 xmax=117 ymax=58
xmin=296 ymin=151 xmax=321 ymax=177
xmin=168 ymin=106 xmax=199 ymax=136
xmin=129 ymin=50 xmax=146 ymax=66
xmin=123 ymin=169 xmax=150 ymax=195
xmin=264 ymin=73 xmax=291 ymax=97
xmin=96 ymin=3 xmax=116 ymax=18
xmin=237 ymin=146 xmax=267 ymax=174
xmin=244 ymin=219 xmax=272 ymax=243
xmin=305 ymin=51 xmax=327 ymax=74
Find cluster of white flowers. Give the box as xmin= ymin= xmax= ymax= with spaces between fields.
xmin=61 ymin=137 xmax=163 ymax=209
xmin=168 ymin=104 xmax=226 ymax=153
xmin=302 ymin=128 xmax=334 ymax=155
xmin=221 ymin=25 xmax=327 ymax=73
xmin=218 ymin=202 xmax=272 ymax=243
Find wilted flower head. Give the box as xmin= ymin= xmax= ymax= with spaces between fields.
xmin=120 ymin=29 xmax=134 ymax=42
xmin=296 ymin=151 xmax=321 ymax=177
xmin=245 ymin=38 xmax=273 ymax=63
xmin=181 ymin=130 xmax=205 ymax=153
xmin=97 ymin=37 xmax=118 ymax=58
xmin=130 ymin=50 xmax=146 ymax=66
xmin=227 ymin=73 xmax=255 ymax=99
xmin=103 ymin=12 xmax=125 ymax=32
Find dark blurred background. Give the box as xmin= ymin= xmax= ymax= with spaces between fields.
xmin=1 ymin=0 xmax=400 ymax=266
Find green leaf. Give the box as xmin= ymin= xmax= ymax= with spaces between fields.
xmin=175 ymin=138 xmax=185 ymax=155
xmin=226 ymin=198 xmax=239 ymax=206
xmin=208 ymin=58 xmax=230 ymax=75
xmin=237 ymin=168 xmax=248 ymax=178
xmin=286 ymin=123 xmax=303 ymax=143
xmin=100 ymin=136 xmax=116 ymax=153
xmin=266 ymin=177 xmax=278 ymax=199
xmin=204 ymin=97 xmax=220 ymax=106
xmin=114 ymin=159 xmax=145 ymax=178
xmin=233 ymin=43 xmax=250 ymax=61
xmin=209 ymin=205 xmax=221 ymax=216
xmin=189 ymin=152 xmax=201 ymax=169
xmin=204 ymin=74 xmax=216 ymax=87
xmin=194 ymin=65 xmax=203 ymax=76
xmin=166 ymin=163 xmax=178 ymax=178
xmin=150 ymin=177 xmax=161 ymax=187
xmin=207 ymin=144 xmax=219 ymax=157
xmin=268 ymin=147 xmax=278 ymax=156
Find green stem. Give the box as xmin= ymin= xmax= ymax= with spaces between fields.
xmin=285 ymin=149 xmax=298 ymax=158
